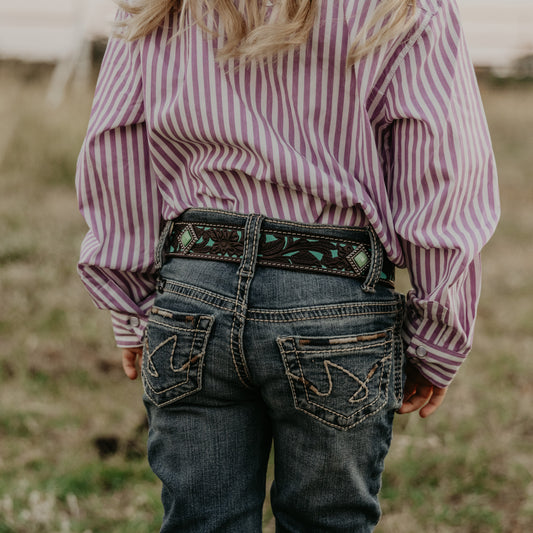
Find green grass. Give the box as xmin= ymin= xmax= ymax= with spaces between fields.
xmin=1 ymin=62 xmax=533 ymax=532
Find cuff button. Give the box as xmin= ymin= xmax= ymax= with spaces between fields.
xmin=128 ymin=317 xmax=140 ymax=328
xmin=416 ymin=346 xmax=427 ymax=358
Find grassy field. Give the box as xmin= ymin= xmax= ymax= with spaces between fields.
xmin=0 ymin=62 xmax=532 ymax=532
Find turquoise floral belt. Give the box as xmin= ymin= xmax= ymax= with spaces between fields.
xmin=163 ymin=221 xmax=394 ymax=287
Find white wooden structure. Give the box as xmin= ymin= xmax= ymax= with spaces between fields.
xmin=0 ymin=0 xmax=117 ymax=62
xmin=0 ymin=0 xmax=117 ymax=104
xmin=458 ymin=0 xmax=533 ymax=74
xmin=0 ymin=0 xmax=532 ymax=72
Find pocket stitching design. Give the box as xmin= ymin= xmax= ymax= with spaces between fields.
xmin=144 ymin=333 xmax=196 ymax=395
xmin=302 ymin=355 xmax=390 ymax=418
xmin=146 ymin=335 xmax=178 ymax=378
xmin=142 ymin=315 xmax=214 ymax=407
xmin=278 ymin=332 xmax=393 ymax=430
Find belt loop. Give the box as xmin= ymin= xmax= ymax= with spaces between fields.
xmin=239 ymin=214 xmax=265 ymax=278
xmin=362 ymin=225 xmax=383 ymax=293
xmin=155 ymin=220 xmax=174 ymax=270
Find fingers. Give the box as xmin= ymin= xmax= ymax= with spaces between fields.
xmin=398 ymin=384 xmax=433 ymax=415
xmin=398 ymin=362 xmax=448 ymax=417
xmin=419 ymin=386 xmax=447 ymax=418
xmin=398 ymin=384 xmax=447 ymax=417
xmin=122 ymin=348 xmax=143 ymax=380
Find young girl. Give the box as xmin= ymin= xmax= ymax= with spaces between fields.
xmin=77 ymin=1 xmax=499 ymax=530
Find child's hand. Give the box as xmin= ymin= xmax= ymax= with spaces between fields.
xmin=398 ymin=361 xmax=447 ymax=418
xmin=122 ymin=347 xmax=143 ymax=380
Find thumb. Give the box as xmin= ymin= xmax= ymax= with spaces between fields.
xmin=122 ymin=348 xmax=143 ymax=380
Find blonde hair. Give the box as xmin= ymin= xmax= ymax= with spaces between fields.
xmin=117 ymin=0 xmax=416 ymax=65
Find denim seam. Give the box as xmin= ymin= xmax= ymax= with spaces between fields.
xmin=162 ymin=285 xmax=398 ymax=323
xmin=393 ymin=297 xmax=406 ymax=403
xmin=163 ymin=288 xmax=237 ymax=314
xmin=161 ymin=284 xmax=398 ymax=322
xmin=230 ymin=303 xmax=251 ymax=389
xmin=165 ymin=289 xmax=236 ymax=311
xmin=148 ymin=318 xmax=209 ymax=333
xmin=287 ymin=338 xmax=391 ymax=356
xmin=247 ymin=310 xmax=398 ymax=323
xmin=278 ymin=337 xmax=300 ymax=425
xmin=249 ymin=300 xmax=401 ymax=315
xmin=229 ymin=228 xmax=250 ymax=388
xmin=229 ymin=215 xmax=262 ymax=389
xmin=187 ymin=323 xmax=201 ymax=381
xmin=163 ymin=280 xmax=236 ymax=306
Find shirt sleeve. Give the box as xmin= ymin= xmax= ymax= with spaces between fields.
xmin=382 ymin=1 xmax=500 ymax=387
xmin=76 ymin=13 xmax=162 ymax=348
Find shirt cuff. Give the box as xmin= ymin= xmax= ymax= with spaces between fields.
xmin=110 ymin=311 xmax=148 ymax=348
xmin=402 ymin=318 xmax=468 ymax=389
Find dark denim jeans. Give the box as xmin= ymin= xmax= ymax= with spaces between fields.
xmin=142 ymin=209 xmax=405 ymax=532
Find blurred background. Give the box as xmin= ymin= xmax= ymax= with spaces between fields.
xmin=0 ymin=1 xmax=532 ymax=531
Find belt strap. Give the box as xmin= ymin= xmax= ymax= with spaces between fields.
xmin=163 ymin=221 xmax=394 ymax=287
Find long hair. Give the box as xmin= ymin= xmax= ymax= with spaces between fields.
xmin=116 ymin=0 xmax=416 ymax=65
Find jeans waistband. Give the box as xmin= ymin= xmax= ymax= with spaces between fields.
xmin=157 ymin=208 xmax=394 ymax=291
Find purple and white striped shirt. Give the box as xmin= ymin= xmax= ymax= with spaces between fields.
xmin=76 ymin=0 xmax=499 ymax=388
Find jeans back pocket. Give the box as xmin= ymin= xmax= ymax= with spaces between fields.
xmin=278 ymin=328 xmax=394 ymax=430
xmin=142 ymin=306 xmax=215 ymax=407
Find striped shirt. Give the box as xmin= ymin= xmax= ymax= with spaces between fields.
xmin=76 ymin=0 xmax=500 ymax=388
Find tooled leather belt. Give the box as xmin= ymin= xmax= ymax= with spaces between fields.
xmin=163 ymin=221 xmax=395 ymax=287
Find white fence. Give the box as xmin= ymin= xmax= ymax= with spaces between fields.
xmin=0 ymin=0 xmax=117 ymax=62
xmin=458 ymin=0 xmax=533 ymax=74
xmin=1 ymin=0 xmax=533 ymax=73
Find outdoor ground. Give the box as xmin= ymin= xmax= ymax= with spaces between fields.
xmin=0 ymin=62 xmax=532 ymax=532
